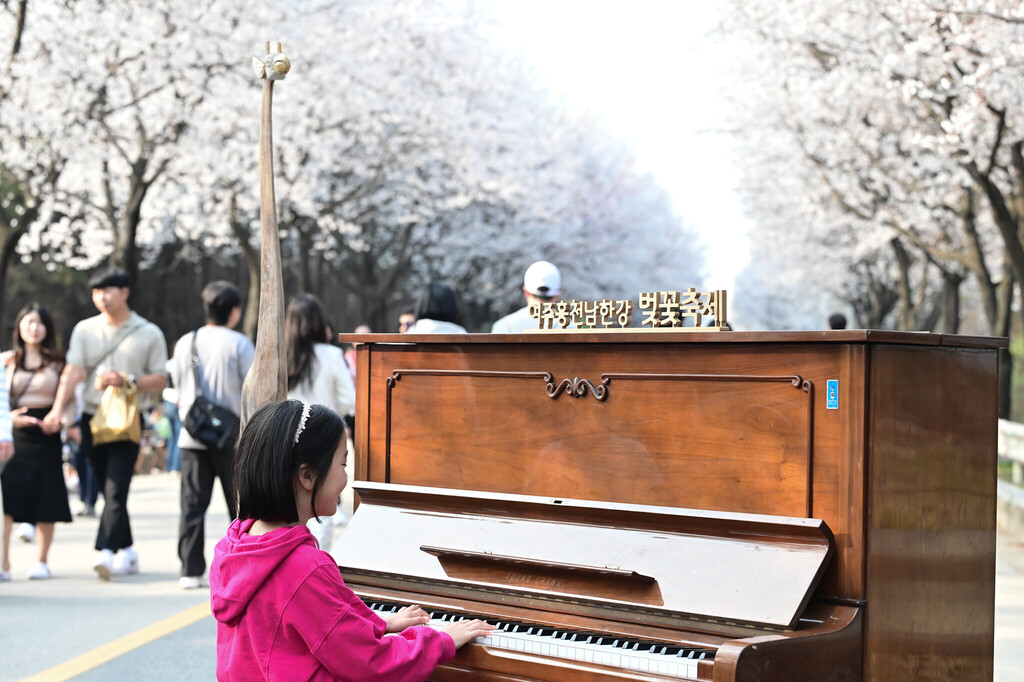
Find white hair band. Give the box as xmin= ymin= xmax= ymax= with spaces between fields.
xmin=294 ymin=402 xmax=312 ymax=444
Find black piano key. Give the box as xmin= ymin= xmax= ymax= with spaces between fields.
xmin=357 ymin=598 xmax=720 ymax=665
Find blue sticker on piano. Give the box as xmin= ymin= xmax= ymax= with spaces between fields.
xmin=826 ymin=380 xmax=839 ymax=409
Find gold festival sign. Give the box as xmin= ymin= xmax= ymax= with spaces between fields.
xmin=528 ymin=288 xmax=728 ymax=331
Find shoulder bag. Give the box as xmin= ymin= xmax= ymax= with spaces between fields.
xmin=182 ymin=330 xmax=240 ymax=450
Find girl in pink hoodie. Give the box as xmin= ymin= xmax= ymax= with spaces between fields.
xmin=209 ymin=400 xmax=493 ymax=681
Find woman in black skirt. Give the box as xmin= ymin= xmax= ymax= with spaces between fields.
xmin=1 ymin=304 xmax=78 ymax=580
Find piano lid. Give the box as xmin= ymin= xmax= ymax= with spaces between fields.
xmin=332 ymin=483 xmax=835 ymax=630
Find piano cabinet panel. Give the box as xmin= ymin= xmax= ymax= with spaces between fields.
xmin=712 ymin=605 xmax=863 ymax=682
xmin=371 ymin=343 xmax=842 ymax=520
xmin=864 ymin=345 xmax=997 ymax=681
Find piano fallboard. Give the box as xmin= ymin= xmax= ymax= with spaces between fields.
xmin=332 ymin=483 xmax=835 ymax=630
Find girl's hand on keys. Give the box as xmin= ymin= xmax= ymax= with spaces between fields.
xmin=382 ymin=605 xmax=430 ymax=633
xmin=439 ymin=619 xmax=496 ymax=648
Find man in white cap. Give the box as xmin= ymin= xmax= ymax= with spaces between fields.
xmin=491 ymin=261 xmax=563 ymax=333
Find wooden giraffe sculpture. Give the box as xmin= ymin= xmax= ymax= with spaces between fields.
xmin=240 ymin=42 xmax=291 ymax=427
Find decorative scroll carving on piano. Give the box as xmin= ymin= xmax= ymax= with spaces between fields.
xmin=546 ymin=376 xmax=609 ymax=401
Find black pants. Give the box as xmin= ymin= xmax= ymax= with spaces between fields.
xmin=81 ymin=413 xmax=140 ymax=552
xmin=178 ymin=446 xmax=236 ymax=578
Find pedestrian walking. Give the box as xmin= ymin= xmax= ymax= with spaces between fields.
xmin=1 ymin=304 xmax=77 ymax=580
xmin=44 ymin=269 xmax=168 ymax=579
xmin=169 ymin=281 xmax=253 ymax=589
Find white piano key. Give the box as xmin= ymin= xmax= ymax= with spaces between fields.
xmin=390 ymin=608 xmax=704 ymax=680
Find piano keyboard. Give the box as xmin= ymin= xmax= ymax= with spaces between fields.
xmin=366 ymin=601 xmax=715 ymax=680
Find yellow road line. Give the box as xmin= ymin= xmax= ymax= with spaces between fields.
xmin=22 ymin=601 xmax=211 ymax=682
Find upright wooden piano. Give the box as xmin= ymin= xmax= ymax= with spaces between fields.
xmin=332 ymin=330 xmax=1002 ymax=681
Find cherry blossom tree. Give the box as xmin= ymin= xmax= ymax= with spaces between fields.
xmin=182 ymin=0 xmax=702 ymax=330
xmin=719 ymin=0 xmax=1024 ymax=411
xmin=0 ymin=0 xmax=79 ymax=325
xmin=3 ymin=0 xmax=701 ymax=334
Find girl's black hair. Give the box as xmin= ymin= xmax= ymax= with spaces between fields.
xmin=286 ymin=294 xmax=330 ymax=390
xmin=234 ymin=400 xmax=346 ymax=524
xmin=413 ymin=282 xmax=460 ymax=324
xmin=11 ymin=303 xmax=64 ymax=369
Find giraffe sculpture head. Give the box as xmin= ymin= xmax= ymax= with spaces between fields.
xmin=252 ymin=41 xmax=291 ymax=81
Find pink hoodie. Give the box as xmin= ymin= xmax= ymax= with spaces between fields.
xmin=210 ymin=518 xmax=456 ymax=681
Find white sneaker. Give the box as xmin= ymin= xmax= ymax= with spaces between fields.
xmin=27 ymin=562 xmax=51 ymax=580
xmin=0 ymin=569 xmax=11 ymax=582
xmin=93 ymin=549 xmax=115 ymax=580
xmin=112 ymin=547 xmax=139 ymax=576
xmin=16 ymin=523 xmax=35 ymax=543
xmin=179 ymin=576 xmax=204 ymax=589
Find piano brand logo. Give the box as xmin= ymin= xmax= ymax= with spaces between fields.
xmin=506 ymin=572 xmax=564 ymax=588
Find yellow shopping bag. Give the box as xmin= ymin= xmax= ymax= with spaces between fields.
xmin=90 ymin=374 xmax=141 ymax=445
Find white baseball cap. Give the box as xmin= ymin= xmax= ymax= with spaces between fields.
xmin=523 ymin=260 xmax=562 ymax=297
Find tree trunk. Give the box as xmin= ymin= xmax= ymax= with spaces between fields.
xmin=7 ymin=0 xmax=28 ymax=69
xmin=0 ymin=226 xmax=25 ymax=328
xmin=890 ymin=238 xmax=914 ymax=330
xmin=998 ymin=271 xmax=1015 ymax=419
xmin=937 ymin=270 xmax=962 ymax=334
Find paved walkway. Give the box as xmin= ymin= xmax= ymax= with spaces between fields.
xmin=1 ymin=473 xmax=1022 ymax=680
